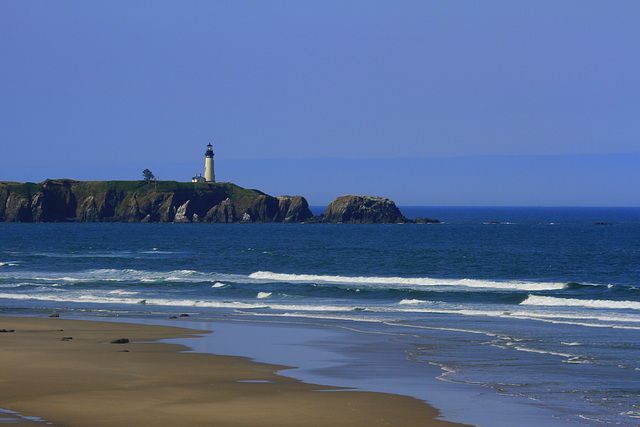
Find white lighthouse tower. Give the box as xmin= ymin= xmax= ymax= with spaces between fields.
xmin=204 ymin=143 xmax=215 ymax=182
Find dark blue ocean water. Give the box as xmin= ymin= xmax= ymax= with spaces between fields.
xmin=1 ymin=207 xmax=640 ymax=425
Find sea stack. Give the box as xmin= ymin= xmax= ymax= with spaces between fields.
xmin=323 ymin=195 xmax=411 ymax=224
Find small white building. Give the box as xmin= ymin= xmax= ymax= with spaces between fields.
xmin=191 ymin=173 xmax=206 ymax=183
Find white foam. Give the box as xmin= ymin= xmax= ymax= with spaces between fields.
xmin=248 ymin=271 xmax=566 ymax=291
xmin=385 ymin=306 xmax=509 ymax=317
xmin=172 ymin=269 xmax=199 ymax=275
xmin=0 ymin=292 xmax=266 ymax=309
xmin=521 ymin=295 xmax=640 ymax=310
xmin=386 ymin=304 xmax=640 ymax=331
xmin=0 ymin=262 xmax=18 ymax=267
xmin=0 ymin=282 xmax=33 ymax=288
xmin=0 ymin=292 xmax=360 ymax=313
xmin=2 ymin=268 xmax=238 ymax=284
xmin=493 ymin=343 xmax=574 ymax=359
xmin=399 ymin=299 xmax=430 ymax=305
xmin=0 ymin=408 xmax=47 ymax=423
xmin=257 ymin=292 xmax=273 ymax=299
xmin=506 ymin=308 xmax=640 ymax=324
xmin=212 ymin=282 xmax=227 ymax=288
xmin=108 ymin=290 xmax=140 ymax=296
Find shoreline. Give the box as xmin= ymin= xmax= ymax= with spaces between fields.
xmin=0 ymin=316 xmax=466 ymax=426
xmin=145 ymin=315 xmax=578 ymax=427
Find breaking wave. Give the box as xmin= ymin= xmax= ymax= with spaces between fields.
xmin=0 ymin=268 xmax=242 ymax=284
xmin=248 ymin=271 xmax=567 ymax=291
xmin=0 ymin=292 xmax=361 ymax=312
xmin=521 ymin=295 xmax=640 ymax=310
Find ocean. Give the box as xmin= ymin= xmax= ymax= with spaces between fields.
xmin=1 ymin=206 xmax=640 ymax=426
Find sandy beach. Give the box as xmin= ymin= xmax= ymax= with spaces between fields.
xmin=0 ymin=316 xmax=466 ymax=426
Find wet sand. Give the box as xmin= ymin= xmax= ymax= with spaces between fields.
xmin=0 ymin=316 xmax=467 ymax=426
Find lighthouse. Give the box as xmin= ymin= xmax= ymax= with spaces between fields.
xmin=204 ymin=143 xmax=215 ymax=182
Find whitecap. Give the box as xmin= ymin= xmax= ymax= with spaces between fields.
xmin=108 ymin=290 xmax=140 ymax=296
xmin=257 ymin=292 xmax=273 ymax=299
xmin=399 ymin=299 xmax=430 ymax=305
xmin=0 ymin=262 xmax=18 ymax=267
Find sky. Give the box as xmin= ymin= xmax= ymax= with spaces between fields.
xmin=1 ymin=1 xmax=638 ymax=206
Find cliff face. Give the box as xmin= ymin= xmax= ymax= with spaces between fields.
xmin=0 ymin=181 xmax=434 ymax=224
xmin=323 ymin=195 xmax=411 ymax=224
xmin=0 ymin=180 xmax=314 ymax=223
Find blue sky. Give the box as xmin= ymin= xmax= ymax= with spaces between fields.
xmin=1 ymin=1 xmax=638 ymax=206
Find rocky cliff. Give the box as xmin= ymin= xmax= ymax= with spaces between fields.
xmin=0 ymin=180 xmax=314 ymax=223
xmin=323 ymin=195 xmax=411 ymax=224
xmin=0 ymin=181 xmax=438 ymax=224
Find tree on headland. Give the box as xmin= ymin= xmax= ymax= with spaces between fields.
xmin=142 ymin=169 xmax=155 ymax=183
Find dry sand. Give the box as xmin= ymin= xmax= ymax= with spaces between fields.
xmin=0 ymin=316 xmax=467 ymax=426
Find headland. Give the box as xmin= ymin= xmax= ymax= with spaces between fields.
xmin=0 ymin=179 xmax=439 ymax=224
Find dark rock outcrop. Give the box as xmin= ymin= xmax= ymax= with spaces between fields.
xmin=5 ymin=193 xmax=32 ymax=222
xmin=205 ymin=198 xmax=237 ymax=223
xmin=243 ymin=195 xmax=280 ymax=223
xmin=277 ymin=196 xmax=314 ymax=223
xmin=78 ymin=196 xmax=101 ymax=222
xmin=415 ymin=217 xmax=441 ymax=224
xmin=323 ymin=195 xmax=411 ymax=224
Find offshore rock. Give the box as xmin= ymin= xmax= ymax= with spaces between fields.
xmin=277 ymin=196 xmax=314 ymax=223
xmin=415 ymin=217 xmax=441 ymax=224
xmin=323 ymin=195 xmax=411 ymax=224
